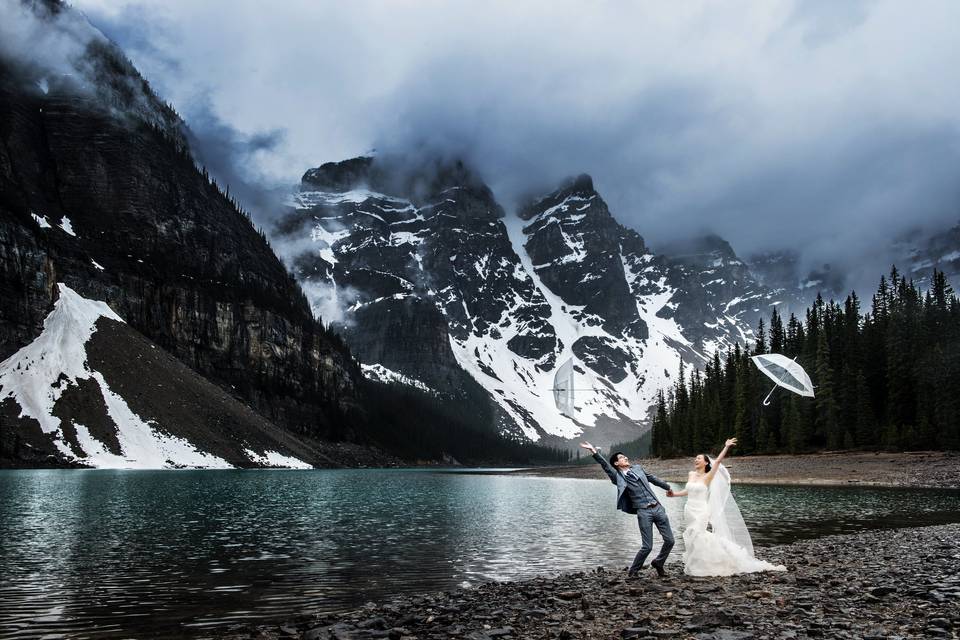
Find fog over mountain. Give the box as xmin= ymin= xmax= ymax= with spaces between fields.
xmin=70 ymin=0 xmax=960 ymax=295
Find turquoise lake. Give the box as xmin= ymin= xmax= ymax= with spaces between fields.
xmin=2 ymin=469 xmax=959 ymax=638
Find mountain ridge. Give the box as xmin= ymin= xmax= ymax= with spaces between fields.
xmin=0 ymin=1 xmax=375 ymax=466
xmin=273 ymin=155 xmax=787 ymax=449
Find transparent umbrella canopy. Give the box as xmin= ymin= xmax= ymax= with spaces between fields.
xmin=553 ymin=357 xmax=575 ymax=418
xmin=551 ymin=357 xmax=602 ymax=417
xmin=750 ymin=353 xmax=815 ymax=405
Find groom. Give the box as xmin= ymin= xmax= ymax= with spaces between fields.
xmin=580 ymin=442 xmax=675 ymax=577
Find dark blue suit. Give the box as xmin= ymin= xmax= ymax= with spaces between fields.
xmin=593 ymin=452 xmax=675 ymax=574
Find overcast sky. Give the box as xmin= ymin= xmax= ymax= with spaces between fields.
xmin=71 ymin=0 xmax=960 ymax=287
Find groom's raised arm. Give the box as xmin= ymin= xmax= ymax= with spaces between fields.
xmin=580 ymin=442 xmax=618 ymax=485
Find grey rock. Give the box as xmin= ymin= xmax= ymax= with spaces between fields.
xmin=696 ymin=631 xmax=754 ymax=640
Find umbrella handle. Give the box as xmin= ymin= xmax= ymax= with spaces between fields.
xmin=762 ymin=383 xmax=778 ymax=406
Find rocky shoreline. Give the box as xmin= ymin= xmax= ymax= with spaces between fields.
xmin=216 ymin=524 xmax=960 ymax=640
xmin=509 ymin=451 xmax=958 ymax=490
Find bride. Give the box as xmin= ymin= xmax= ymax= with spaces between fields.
xmin=666 ymin=437 xmax=786 ymax=576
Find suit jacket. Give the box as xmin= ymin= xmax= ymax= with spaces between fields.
xmin=593 ymin=452 xmax=671 ymax=514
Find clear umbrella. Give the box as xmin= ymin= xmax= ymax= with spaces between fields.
xmin=551 ymin=357 xmax=602 ymax=417
xmin=750 ymin=353 xmax=815 ymax=405
xmin=553 ymin=357 xmax=575 ymax=417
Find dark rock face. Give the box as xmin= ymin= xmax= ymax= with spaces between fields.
xmin=350 ymin=296 xmax=464 ymax=392
xmin=1 ymin=313 xmax=355 ymax=468
xmin=0 ymin=12 xmax=362 ymax=466
xmin=276 ymin=157 xmax=558 ymax=422
xmin=519 ymin=174 xmax=648 ymax=341
xmin=571 ymin=336 xmax=631 ymax=383
xmin=302 ymin=156 xmax=376 ymax=193
xmin=656 ymin=234 xmax=780 ymax=354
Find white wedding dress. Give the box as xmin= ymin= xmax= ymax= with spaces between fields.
xmin=682 ymin=465 xmax=786 ymax=576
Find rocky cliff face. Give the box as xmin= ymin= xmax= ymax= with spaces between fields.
xmin=278 ymin=157 xmax=549 ymax=439
xmin=655 ymin=234 xmax=783 ymax=353
xmin=273 ymin=156 xmax=785 ymax=448
xmin=0 ymin=285 xmax=346 ymax=468
xmin=0 ymin=2 xmax=363 ymax=465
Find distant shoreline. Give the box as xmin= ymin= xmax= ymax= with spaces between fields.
xmin=502 ymin=450 xmax=958 ymax=490
xmin=4 ymin=451 xmax=957 ymax=489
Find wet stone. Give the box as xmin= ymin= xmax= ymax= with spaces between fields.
xmin=210 ymin=524 xmax=960 ymax=640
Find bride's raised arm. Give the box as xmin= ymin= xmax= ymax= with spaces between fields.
xmin=704 ymin=437 xmax=737 ymax=486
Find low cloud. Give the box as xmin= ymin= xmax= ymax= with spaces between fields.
xmin=299 ymin=280 xmax=360 ymax=328
xmin=66 ymin=0 xmax=960 ymax=295
xmin=0 ymin=1 xmax=104 ymax=81
xmin=183 ymin=96 xmax=291 ymax=223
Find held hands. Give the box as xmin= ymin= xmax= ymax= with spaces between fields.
xmin=666 ymin=489 xmax=676 ymax=497
xmin=579 ymin=442 xmax=598 ymax=455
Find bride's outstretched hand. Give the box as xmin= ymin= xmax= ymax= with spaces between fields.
xmin=708 ymin=437 xmax=738 ymax=482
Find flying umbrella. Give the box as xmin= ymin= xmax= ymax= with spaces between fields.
xmin=750 ymin=353 xmax=815 ymax=406
xmin=551 ymin=357 xmax=603 ymax=417
xmin=553 ymin=357 xmax=575 ymax=417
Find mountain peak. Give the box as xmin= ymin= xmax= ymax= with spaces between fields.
xmin=301 ymin=155 xmax=493 ymax=206
xmin=518 ymin=173 xmax=600 ymax=222
xmin=662 ymin=233 xmax=737 ymax=259
xmin=302 ymin=156 xmax=374 ymax=192
xmin=565 ymin=173 xmax=595 ymax=194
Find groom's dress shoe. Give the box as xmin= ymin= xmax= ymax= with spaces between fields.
xmin=651 ymin=561 xmax=667 ymax=578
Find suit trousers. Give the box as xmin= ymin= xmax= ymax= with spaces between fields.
xmin=628 ymin=504 xmax=674 ymax=574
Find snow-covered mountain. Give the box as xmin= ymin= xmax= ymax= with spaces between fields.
xmin=0 ymin=284 xmax=316 ymax=468
xmin=1 ymin=1 xmax=369 ymax=468
xmin=271 ymin=157 xmax=785 ymax=448
xmin=903 ymin=222 xmax=960 ymax=291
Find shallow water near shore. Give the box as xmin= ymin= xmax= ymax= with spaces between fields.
xmin=2 ymin=468 xmax=959 ymax=638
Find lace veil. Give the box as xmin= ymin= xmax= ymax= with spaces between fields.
xmin=707 ymin=464 xmax=754 ymax=557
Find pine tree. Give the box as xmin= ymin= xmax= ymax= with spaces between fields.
xmin=654 ymin=266 xmax=960 ymax=457
xmin=784 ymin=396 xmax=805 ymax=453
xmin=814 ymin=331 xmax=840 ymax=448
xmin=652 ymin=390 xmax=669 ymax=457
xmin=769 ymin=308 xmax=785 ymax=354
xmin=755 ymin=318 xmax=767 ymax=355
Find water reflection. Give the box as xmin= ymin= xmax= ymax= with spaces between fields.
xmin=1 ymin=469 xmax=958 ymax=638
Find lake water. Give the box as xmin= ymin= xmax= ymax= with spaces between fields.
xmin=2 ymin=468 xmax=959 ymax=639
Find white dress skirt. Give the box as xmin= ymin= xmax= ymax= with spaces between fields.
xmin=682 ymin=479 xmax=787 ymax=577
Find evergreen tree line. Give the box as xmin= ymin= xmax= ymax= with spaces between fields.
xmin=651 ymin=267 xmax=960 ymax=457
xmin=570 ymin=430 xmax=652 ymax=465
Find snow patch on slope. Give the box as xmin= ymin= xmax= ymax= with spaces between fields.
xmin=440 ymin=216 xmax=649 ymax=440
xmin=244 ymin=448 xmax=312 ymax=469
xmin=290 ymin=189 xmax=414 ymax=210
xmin=0 ymin=285 xmax=232 ymax=469
xmin=59 ymin=216 xmax=76 ymax=236
xmin=361 ymin=363 xmax=437 ymax=395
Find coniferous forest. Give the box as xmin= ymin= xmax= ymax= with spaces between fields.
xmin=651 ymin=267 xmax=960 ymax=457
